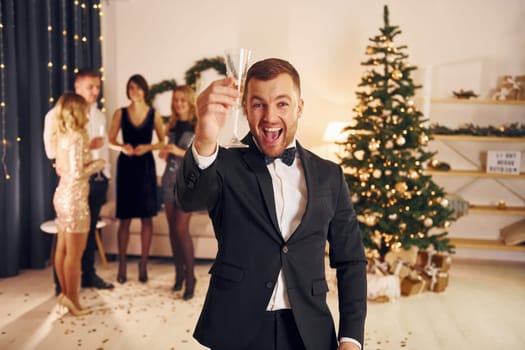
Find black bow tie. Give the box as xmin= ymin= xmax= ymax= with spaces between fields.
xmin=264 ymin=147 xmax=296 ymax=166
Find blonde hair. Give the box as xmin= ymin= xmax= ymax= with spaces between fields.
xmin=167 ymin=85 xmax=197 ymax=130
xmin=55 ymin=92 xmax=89 ymax=134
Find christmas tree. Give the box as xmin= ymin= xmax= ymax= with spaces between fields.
xmin=340 ymin=6 xmax=454 ymax=257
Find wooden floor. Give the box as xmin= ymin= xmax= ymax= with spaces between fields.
xmin=1 ymin=257 xmax=524 ymax=350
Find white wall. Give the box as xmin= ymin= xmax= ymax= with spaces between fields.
xmin=101 ymin=0 xmax=525 ymax=260
xmin=102 ymin=0 xmax=524 ymax=149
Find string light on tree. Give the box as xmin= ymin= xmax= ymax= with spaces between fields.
xmin=339 ymin=5 xmax=455 ymax=257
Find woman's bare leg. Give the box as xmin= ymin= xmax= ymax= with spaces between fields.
xmin=54 ymin=232 xmax=67 ymax=296
xmin=63 ymin=232 xmax=88 ymax=309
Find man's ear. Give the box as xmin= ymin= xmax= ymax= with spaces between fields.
xmin=297 ymin=98 xmax=304 ymax=118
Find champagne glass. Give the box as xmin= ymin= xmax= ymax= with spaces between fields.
xmin=224 ymin=48 xmax=252 ymax=148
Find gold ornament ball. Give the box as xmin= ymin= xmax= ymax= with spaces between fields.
xmin=359 ymin=172 xmax=370 ymax=182
xmin=365 ymin=215 xmax=378 ymax=226
xmin=388 ymin=213 xmax=398 ymax=221
xmin=408 ymin=169 xmax=419 ymax=179
xmin=441 ymin=199 xmax=449 ymax=208
xmin=392 ymin=69 xmax=403 ymax=80
xmin=396 ymin=135 xmax=406 ymax=146
xmin=354 ymin=150 xmax=365 ymax=161
xmin=392 ymin=115 xmax=399 ymax=125
xmin=418 ymin=133 xmax=429 ymax=145
xmin=395 ymin=181 xmax=408 ymax=194
xmin=368 ymin=139 xmax=380 ymax=151
xmin=372 ymin=169 xmax=382 ymax=178
xmin=385 ymin=140 xmax=394 ymax=149
xmin=424 ymin=217 xmax=433 ymax=227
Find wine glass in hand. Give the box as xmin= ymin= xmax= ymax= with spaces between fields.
xmin=224 ymin=48 xmax=251 ymax=148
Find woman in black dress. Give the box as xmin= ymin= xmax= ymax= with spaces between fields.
xmin=108 ymin=74 xmax=165 ymax=283
xmin=159 ymin=85 xmax=197 ymax=299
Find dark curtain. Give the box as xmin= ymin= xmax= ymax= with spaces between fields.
xmin=0 ymin=0 xmax=102 ymax=278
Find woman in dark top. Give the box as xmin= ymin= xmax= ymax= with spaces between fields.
xmin=159 ymin=85 xmax=197 ymax=299
xmin=108 ymin=74 xmax=165 ymax=284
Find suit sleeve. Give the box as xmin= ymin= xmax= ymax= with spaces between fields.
xmin=175 ymin=145 xmax=220 ymax=212
xmin=327 ymin=167 xmax=367 ymax=344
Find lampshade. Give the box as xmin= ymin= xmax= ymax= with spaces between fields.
xmin=322 ymin=122 xmax=350 ymax=143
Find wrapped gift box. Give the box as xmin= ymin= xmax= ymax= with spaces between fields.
xmin=416 ymin=250 xmax=452 ymax=272
xmin=433 ymin=271 xmax=449 ymax=292
xmin=400 ymin=274 xmax=426 ymax=296
xmin=390 ymin=259 xmax=412 ymax=279
xmin=420 ymin=267 xmax=449 ymax=292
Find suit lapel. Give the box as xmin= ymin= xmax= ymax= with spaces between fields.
xmin=241 ymin=136 xmax=281 ymax=238
xmin=287 ymin=143 xmax=316 ymax=242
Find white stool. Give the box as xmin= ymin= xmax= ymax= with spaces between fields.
xmin=40 ymin=219 xmax=109 ymax=270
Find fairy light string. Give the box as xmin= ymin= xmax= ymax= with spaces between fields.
xmin=47 ymin=0 xmax=54 ymax=106
xmin=61 ymin=0 xmax=68 ymax=91
xmin=0 ymin=1 xmax=105 ymax=181
xmin=0 ymin=0 xmax=10 ymax=180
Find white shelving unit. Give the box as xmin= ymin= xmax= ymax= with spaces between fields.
xmin=426 ymin=98 xmax=525 ymax=255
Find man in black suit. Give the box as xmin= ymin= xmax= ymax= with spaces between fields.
xmin=176 ymin=58 xmax=366 ymax=350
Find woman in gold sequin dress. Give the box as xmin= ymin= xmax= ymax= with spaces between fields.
xmin=53 ymin=92 xmax=105 ymax=316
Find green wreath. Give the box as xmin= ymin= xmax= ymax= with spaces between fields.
xmin=184 ymin=56 xmax=226 ymax=89
xmin=147 ymin=79 xmax=178 ymax=107
xmin=147 ymin=56 xmax=227 ymax=120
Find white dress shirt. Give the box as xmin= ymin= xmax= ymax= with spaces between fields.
xmin=191 ymin=142 xmax=361 ymax=349
xmin=43 ymin=103 xmax=111 ymax=178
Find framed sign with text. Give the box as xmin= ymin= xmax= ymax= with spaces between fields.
xmin=486 ymin=151 xmax=521 ymax=175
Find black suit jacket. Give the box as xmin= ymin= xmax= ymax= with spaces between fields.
xmin=175 ymin=136 xmax=367 ymax=350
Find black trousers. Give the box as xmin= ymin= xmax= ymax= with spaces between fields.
xmin=53 ymin=174 xmax=108 ymax=287
xmin=82 ymin=174 xmax=109 ymax=279
xmin=213 ymin=309 xmax=306 ymax=350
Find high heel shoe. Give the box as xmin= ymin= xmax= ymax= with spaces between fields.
xmin=172 ymin=278 xmax=184 ymax=292
xmin=60 ymin=296 xmax=91 ymax=316
xmin=117 ymin=274 xmax=127 ymax=284
xmin=56 ymin=294 xmax=67 ymax=316
xmin=117 ymin=262 xmax=127 ymax=284
xmin=138 ymin=262 xmax=148 ymax=283
xmin=182 ymin=278 xmax=196 ymax=300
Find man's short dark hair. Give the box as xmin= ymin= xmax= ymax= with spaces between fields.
xmin=244 ymin=58 xmax=301 ymax=99
xmin=75 ymin=68 xmax=101 ymax=82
